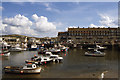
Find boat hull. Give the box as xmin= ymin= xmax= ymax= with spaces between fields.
xmin=29 ymin=48 xmax=37 ymax=51
xmin=9 ymin=49 xmax=22 ymax=52
xmin=85 ymin=52 xmax=105 ymax=57
xmin=51 ymin=51 xmax=60 ymax=54
xmin=38 ymin=51 xmax=46 ymax=54
xmin=4 ymin=66 xmax=41 ymax=74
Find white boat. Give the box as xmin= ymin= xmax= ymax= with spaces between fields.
xmin=49 ymin=55 xmax=63 ymax=62
xmin=45 ymin=52 xmax=63 ymax=62
xmin=9 ymin=47 xmax=22 ymax=52
xmin=30 ymin=54 xmax=52 ymax=64
xmin=85 ymin=49 xmax=105 ymax=57
xmin=45 ymin=52 xmax=53 ymax=56
xmin=4 ymin=64 xmax=41 ymax=74
xmin=22 ymin=64 xmax=41 ymax=74
xmin=40 ymin=56 xmax=52 ymax=64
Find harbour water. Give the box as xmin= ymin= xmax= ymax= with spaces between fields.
xmin=0 ymin=47 xmax=119 ymax=79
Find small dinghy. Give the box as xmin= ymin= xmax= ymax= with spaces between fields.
xmin=85 ymin=49 xmax=105 ymax=57
xmin=4 ymin=64 xmax=41 ymax=74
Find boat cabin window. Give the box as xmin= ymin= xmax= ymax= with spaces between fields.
xmin=50 ymin=56 xmax=57 ymax=58
xmin=27 ymin=64 xmax=32 ymax=68
xmin=44 ymin=59 xmax=47 ymax=60
xmin=34 ymin=56 xmax=38 ymax=58
xmin=46 ymin=54 xmax=50 ymax=56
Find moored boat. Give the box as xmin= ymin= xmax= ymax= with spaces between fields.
xmin=0 ymin=51 xmax=10 ymax=57
xmin=4 ymin=64 xmax=41 ymax=74
xmin=40 ymin=56 xmax=53 ymax=64
xmin=45 ymin=52 xmax=63 ymax=62
xmin=9 ymin=47 xmax=22 ymax=52
xmin=25 ymin=59 xmax=42 ymax=65
xmin=0 ymin=48 xmax=10 ymax=57
xmin=85 ymin=49 xmax=105 ymax=57
xmin=30 ymin=54 xmax=52 ymax=64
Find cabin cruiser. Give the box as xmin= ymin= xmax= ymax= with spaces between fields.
xmin=30 ymin=55 xmax=52 ymax=65
xmin=4 ymin=63 xmax=41 ymax=74
xmin=85 ymin=49 xmax=105 ymax=57
xmin=45 ymin=52 xmax=63 ymax=62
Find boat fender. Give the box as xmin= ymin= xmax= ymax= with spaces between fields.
xmin=32 ymin=64 xmax=36 ymax=68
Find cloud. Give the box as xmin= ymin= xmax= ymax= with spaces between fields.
xmin=2 ymin=14 xmax=37 ymax=36
xmin=89 ymin=24 xmax=105 ymax=28
xmin=43 ymin=3 xmax=50 ymax=7
xmin=89 ymin=14 xmax=118 ymax=28
xmin=1 ymin=14 xmax=60 ymax=37
xmin=3 ymin=14 xmax=32 ymax=27
xmin=42 ymin=2 xmax=60 ymax=13
xmin=32 ymin=14 xmax=56 ymax=32
xmin=2 ymin=0 xmax=120 ymax=2
xmin=0 ymin=6 xmax=3 ymax=10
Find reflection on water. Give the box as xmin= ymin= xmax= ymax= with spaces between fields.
xmin=0 ymin=48 xmax=119 ymax=78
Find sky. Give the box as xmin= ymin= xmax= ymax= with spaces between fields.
xmin=0 ymin=2 xmax=118 ymax=37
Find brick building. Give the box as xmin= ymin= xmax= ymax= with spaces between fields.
xmin=58 ymin=27 xmax=120 ymax=44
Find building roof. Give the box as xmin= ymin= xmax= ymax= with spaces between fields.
xmin=68 ymin=27 xmax=118 ymax=31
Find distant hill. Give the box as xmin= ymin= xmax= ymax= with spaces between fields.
xmin=0 ymin=34 xmax=57 ymax=39
xmin=1 ymin=34 xmax=28 ymax=38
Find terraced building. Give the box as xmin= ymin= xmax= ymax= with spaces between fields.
xmin=58 ymin=27 xmax=120 ymax=45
